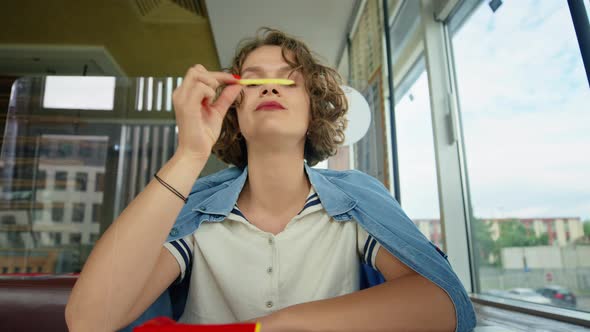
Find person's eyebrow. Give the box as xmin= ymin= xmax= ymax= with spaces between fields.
xmin=241 ymin=65 xmax=295 ymax=77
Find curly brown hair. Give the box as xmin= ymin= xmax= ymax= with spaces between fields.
xmin=212 ymin=27 xmax=348 ymax=168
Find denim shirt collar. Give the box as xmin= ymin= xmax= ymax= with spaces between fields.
xmin=192 ymin=162 xmax=357 ymax=217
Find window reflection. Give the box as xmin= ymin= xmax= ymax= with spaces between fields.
xmin=75 ymin=173 xmax=88 ymax=191
xmin=1 ymin=130 xmax=109 ymax=274
xmin=72 ymin=203 xmax=85 ymax=223
xmin=95 ymin=173 xmax=104 ymax=192
xmin=1 ymin=76 xmax=180 ymax=276
xmin=51 ymin=202 xmax=64 ymax=222
xmin=92 ymin=203 xmax=101 ymax=224
xmin=54 ymin=171 xmax=67 ymax=190
xmin=37 ymin=170 xmax=46 ymax=190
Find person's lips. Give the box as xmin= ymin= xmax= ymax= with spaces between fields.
xmin=256 ymin=101 xmax=286 ymax=111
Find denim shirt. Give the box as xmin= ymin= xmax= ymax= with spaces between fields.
xmin=122 ymin=163 xmax=476 ymax=332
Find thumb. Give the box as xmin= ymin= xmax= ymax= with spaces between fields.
xmin=211 ymin=84 xmax=242 ymax=118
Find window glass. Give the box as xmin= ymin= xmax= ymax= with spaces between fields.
xmin=394 ymin=59 xmax=444 ymax=250
xmin=451 ymin=0 xmax=590 ymax=312
xmin=72 ymin=203 xmax=85 ymax=223
xmin=75 ymin=173 xmax=88 ymax=191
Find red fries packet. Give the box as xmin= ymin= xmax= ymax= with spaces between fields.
xmin=133 ymin=317 xmax=261 ymax=332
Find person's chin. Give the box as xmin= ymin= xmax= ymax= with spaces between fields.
xmin=253 ymin=130 xmax=301 ymax=141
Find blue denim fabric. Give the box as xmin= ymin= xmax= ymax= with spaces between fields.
xmin=122 ymin=163 xmax=476 ymax=332
xmin=119 ymin=291 xmax=172 ymax=332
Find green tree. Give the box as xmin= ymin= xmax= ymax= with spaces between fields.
xmin=472 ymin=218 xmax=495 ymax=266
xmin=584 ymin=220 xmax=590 ymax=236
xmin=536 ymin=232 xmax=549 ymax=246
xmin=496 ymin=220 xmax=545 ymax=247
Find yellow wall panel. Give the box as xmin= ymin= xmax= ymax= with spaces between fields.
xmin=0 ymin=0 xmax=220 ymax=76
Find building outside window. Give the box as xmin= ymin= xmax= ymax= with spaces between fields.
xmin=55 ymin=171 xmax=67 ymax=190
xmin=51 ymin=202 xmax=64 ymax=222
xmin=72 ymin=203 xmax=85 ymax=223
xmin=75 ymin=172 xmax=88 ymax=191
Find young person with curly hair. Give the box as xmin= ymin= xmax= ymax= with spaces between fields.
xmin=66 ymin=28 xmax=475 ymax=332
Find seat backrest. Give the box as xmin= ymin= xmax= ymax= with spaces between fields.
xmin=0 ymin=276 xmax=77 ymax=332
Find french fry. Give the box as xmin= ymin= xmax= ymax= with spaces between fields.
xmin=238 ymin=79 xmax=295 ymax=86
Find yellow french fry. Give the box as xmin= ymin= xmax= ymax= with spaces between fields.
xmin=238 ymin=79 xmax=295 ymax=86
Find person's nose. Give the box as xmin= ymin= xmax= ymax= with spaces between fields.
xmin=259 ymin=86 xmax=281 ymax=97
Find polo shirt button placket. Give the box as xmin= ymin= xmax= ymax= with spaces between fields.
xmin=266 ymin=236 xmax=275 ymax=310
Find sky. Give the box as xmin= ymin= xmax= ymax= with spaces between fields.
xmin=394 ymin=0 xmax=590 ymax=221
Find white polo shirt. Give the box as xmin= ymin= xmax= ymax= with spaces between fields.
xmin=164 ymin=186 xmax=382 ymax=324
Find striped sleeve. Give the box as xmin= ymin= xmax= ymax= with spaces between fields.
xmin=163 ymin=234 xmax=194 ymax=284
xmin=357 ymin=223 xmax=382 ymax=271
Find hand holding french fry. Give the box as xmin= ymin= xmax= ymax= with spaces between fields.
xmin=172 ymin=65 xmax=243 ymax=161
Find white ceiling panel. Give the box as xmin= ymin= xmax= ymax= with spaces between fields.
xmin=205 ymin=0 xmax=358 ymax=68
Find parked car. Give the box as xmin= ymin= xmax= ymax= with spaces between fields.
xmin=505 ymin=288 xmax=552 ymax=304
xmin=536 ymin=285 xmax=577 ymax=308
